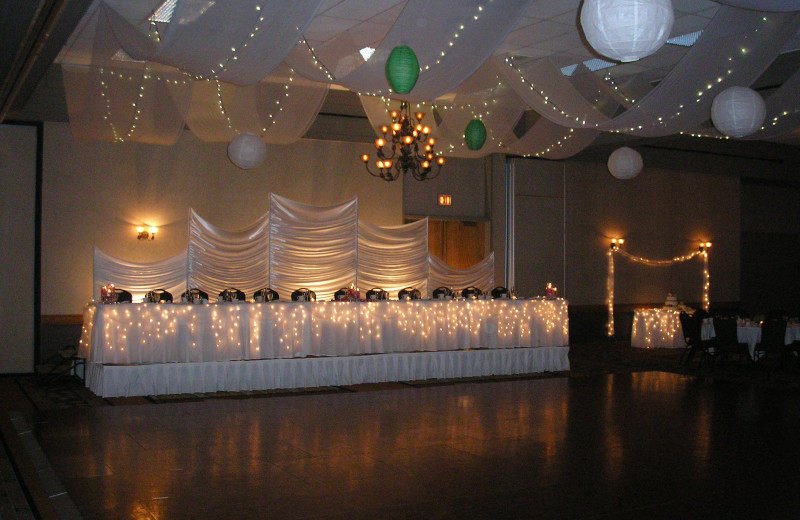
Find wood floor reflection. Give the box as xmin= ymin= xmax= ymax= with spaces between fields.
xmin=33 ymin=372 xmax=800 ymax=519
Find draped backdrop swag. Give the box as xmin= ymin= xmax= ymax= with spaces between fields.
xmin=93 ymin=194 xmax=494 ymax=302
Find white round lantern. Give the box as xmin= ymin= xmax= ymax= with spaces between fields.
xmin=227 ymin=132 xmax=266 ymax=169
xmin=710 ymin=86 xmax=766 ymax=138
xmin=608 ymin=147 xmax=643 ymax=179
xmin=580 ymin=0 xmax=674 ymax=63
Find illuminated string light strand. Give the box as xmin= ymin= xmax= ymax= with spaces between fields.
xmin=606 ymin=242 xmax=711 ymax=337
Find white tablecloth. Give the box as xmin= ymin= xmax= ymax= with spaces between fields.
xmin=700 ymin=321 xmax=800 ymax=359
xmin=79 ymin=299 xmax=570 ymax=365
xmin=631 ymin=309 xmax=686 ymax=349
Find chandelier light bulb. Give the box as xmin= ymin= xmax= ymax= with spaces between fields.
xmin=359 ymin=101 xmax=444 ymax=182
xmin=415 ymin=112 xmax=425 ymax=121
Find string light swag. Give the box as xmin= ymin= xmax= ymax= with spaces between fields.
xmin=606 ymin=239 xmax=711 ymax=337
xmin=360 ymin=101 xmax=446 ymax=181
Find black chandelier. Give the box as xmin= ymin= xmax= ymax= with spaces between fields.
xmin=360 ymin=101 xmax=445 ymax=181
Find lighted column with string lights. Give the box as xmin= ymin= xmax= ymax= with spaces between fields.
xmin=606 ymin=238 xmax=711 ymax=337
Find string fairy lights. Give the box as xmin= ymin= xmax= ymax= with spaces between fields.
xmin=605 ymin=239 xmax=711 ymax=337
xmin=78 ymin=298 xmax=569 ymax=364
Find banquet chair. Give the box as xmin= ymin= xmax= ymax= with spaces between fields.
xmin=753 ymin=318 xmax=787 ymax=367
xmin=714 ymin=316 xmax=747 ymax=367
xmin=219 ymin=288 xmax=246 ymax=302
xmin=678 ymin=311 xmax=704 ymax=366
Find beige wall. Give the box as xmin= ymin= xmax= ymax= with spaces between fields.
xmin=0 ymin=124 xmax=37 ymax=372
xmin=41 ymin=123 xmax=402 ymax=314
xmin=403 ymin=157 xmax=488 ymax=220
xmin=565 ymin=160 xmax=740 ymax=306
xmin=36 ymin=121 xmax=745 ymax=316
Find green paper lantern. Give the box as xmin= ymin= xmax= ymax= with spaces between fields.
xmin=464 ymin=119 xmax=487 ymax=151
xmin=385 ymin=46 xmax=419 ymax=94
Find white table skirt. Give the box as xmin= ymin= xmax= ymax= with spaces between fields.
xmin=85 ymin=347 xmax=571 ymax=397
xmin=631 ymin=309 xmax=686 ymax=349
xmin=79 ymin=299 xmax=570 ymax=365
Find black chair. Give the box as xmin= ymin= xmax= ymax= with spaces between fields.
xmin=365 ymin=288 xmax=389 ymax=301
xmin=678 ymin=311 xmax=704 ymax=366
xmin=461 ymin=286 xmax=483 ymax=299
xmin=754 ymin=318 xmax=787 ymax=366
xmin=181 ymin=288 xmax=209 ymax=303
xmin=398 ymin=287 xmax=421 ymax=300
xmin=144 ymin=289 xmax=172 ymax=303
xmin=219 ymin=288 xmax=246 ymax=302
xmin=490 ymin=286 xmax=509 ymax=299
xmin=253 ymin=288 xmax=279 ymax=302
xmin=713 ymin=316 xmax=747 ymax=367
xmin=432 ymin=286 xmax=454 ymax=300
xmin=291 ymin=288 xmax=316 ymax=301
xmin=113 ymin=288 xmax=132 ymax=303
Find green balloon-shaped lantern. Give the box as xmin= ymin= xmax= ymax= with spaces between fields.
xmin=464 ymin=119 xmax=487 ymax=151
xmin=385 ymin=46 xmax=419 ymax=94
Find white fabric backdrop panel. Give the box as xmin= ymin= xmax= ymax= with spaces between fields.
xmin=187 ymin=209 xmax=270 ymax=298
xmin=357 ymin=219 xmax=429 ymax=298
xmin=93 ymin=248 xmax=187 ymax=303
xmin=93 ymin=194 xmax=495 ymax=303
xmin=429 ymin=253 xmax=495 ymax=295
xmin=79 ymin=299 xmax=569 ymax=364
xmin=268 ymin=193 xmax=358 ymax=302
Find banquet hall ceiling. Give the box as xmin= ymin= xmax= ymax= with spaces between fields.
xmin=4 ymin=0 xmax=800 ymax=158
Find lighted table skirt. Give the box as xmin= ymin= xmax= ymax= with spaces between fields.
xmin=631 ymin=309 xmax=686 ymax=349
xmin=79 ymin=299 xmax=570 ymax=397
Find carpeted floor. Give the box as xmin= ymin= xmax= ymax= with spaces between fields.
xmin=16 ymin=341 xmax=800 ymax=410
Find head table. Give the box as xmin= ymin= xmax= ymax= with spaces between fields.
xmin=79 ymin=299 xmax=570 ymax=397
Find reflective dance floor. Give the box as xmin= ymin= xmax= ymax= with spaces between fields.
xmin=30 ymin=372 xmax=800 ymax=519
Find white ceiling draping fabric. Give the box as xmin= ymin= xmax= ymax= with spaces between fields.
xmin=93 ymin=195 xmax=494 ymax=302
xmin=499 ymin=7 xmax=800 ymax=137
xmin=62 ymin=1 xmax=800 ymax=156
xmin=101 ymin=0 xmax=325 ymax=86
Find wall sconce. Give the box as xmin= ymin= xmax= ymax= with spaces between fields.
xmin=137 ymin=226 xmax=158 ymax=240
xmin=438 ymin=194 xmax=452 ymax=206
xmin=610 ymin=238 xmax=624 ymax=251
xmin=699 ymin=241 xmax=712 ymax=252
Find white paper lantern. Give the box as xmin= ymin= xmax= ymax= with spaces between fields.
xmin=580 ymin=0 xmax=674 ymax=63
xmin=608 ymin=147 xmax=643 ymax=179
xmin=710 ymin=86 xmax=766 ymax=138
xmin=227 ymin=132 xmax=266 ymax=169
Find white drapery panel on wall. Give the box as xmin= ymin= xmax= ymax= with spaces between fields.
xmin=93 ymin=194 xmax=494 ymax=302
xmin=357 ymin=219 xmax=429 ymax=298
xmin=429 ymin=253 xmax=495 ymax=294
xmin=187 ymin=210 xmax=270 ymax=298
xmin=268 ymin=194 xmax=358 ymax=302
xmin=93 ymin=248 xmax=187 ymax=302
xmin=101 ymin=0 xmax=325 ymax=86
